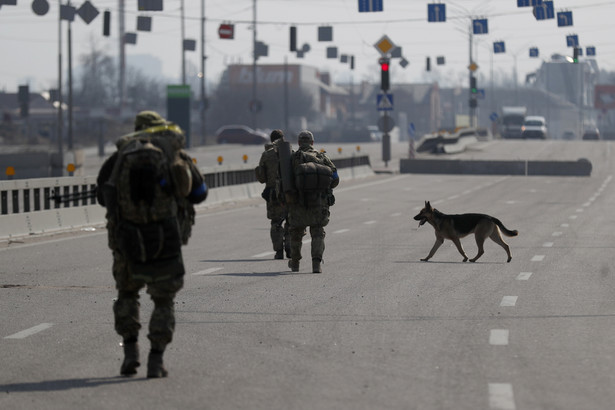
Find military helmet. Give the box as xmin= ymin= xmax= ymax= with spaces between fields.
xmin=134 ymin=110 xmax=167 ymax=131
xmin=297 ymin=130 xmax=314 ymax=143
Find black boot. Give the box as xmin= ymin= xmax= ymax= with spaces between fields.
xmin=312 ymin=258 xmax=322 ymax=273
xmin=120 ymin=341 xmax=140 ymax=376
xmin=147 ymin=350 xmax=168 ymax=378
xmin=274 ymin=250 xmax=284 ymax=259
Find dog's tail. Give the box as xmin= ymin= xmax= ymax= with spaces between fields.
xmin=493 ymin=218 xmax=518 ymax=237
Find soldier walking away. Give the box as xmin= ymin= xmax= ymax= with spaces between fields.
xmin=97 ymin=111 xmax=208 ymax=378
xmin=286 ymin=130 xmax=339 ymax=273
xmin=255 ymin=129 xmax=290 ymax=259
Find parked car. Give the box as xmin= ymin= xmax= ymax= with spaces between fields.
xmin=215 ymin=125 xmax=268 ymax=145
xmin=582 ymin=127 xmax=600 ymax=140
xmin=521 ymin=116 xmax=548 ymax=139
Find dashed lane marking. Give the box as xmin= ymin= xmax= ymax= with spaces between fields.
xmin=552 ymin=232 xmax=562 ymax=237
xmin=192 ymin=267 xmax=224 ymax=276
xmin=561 ymin=223 xmax=569 ymax=228
xmin=569 ymin=215 xmax=578 ymax=220
xmin=543 ymin=242 xmax=554 ymax=248
xmin=531 ymin=255 xmax=545 ymax=262
xmin=5 ymin=323 xmax=54 ymax=339
xmin=364 ymin=220 xmax=377 ymax=225
xmin=489 ymin=329 xmax=510 ymax=346
xmin=333 ymin=229 xmax=350 ymax=234
xmin=253 ymin=251 xmax=275 ymax=258
xmin=489 ymin=383 xmax=516 ymax=410
xmin=500 ymin=296 xmax=518 ymax=307
xmin=517 ymin=272 xmax=532 ymax=280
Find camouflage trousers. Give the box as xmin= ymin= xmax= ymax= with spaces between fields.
xmin=267 ymin=199 xmax=290 ymax=253
xmin=112 ymin=251 xmax=184 ymax=352
xmin=287 ymin=204 xmax=330 ymax=262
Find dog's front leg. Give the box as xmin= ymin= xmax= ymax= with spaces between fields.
xmin=451 ymin=238 xmax=469 ymax=262
xmin=421 ymin=237 xmax=444 ymax=261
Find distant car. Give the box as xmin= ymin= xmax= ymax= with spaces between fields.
xmin=582 ymin=127 xmax=600 ymax=140
xmin=521 ymin=116 xmax=548 ymax=139
xmin=561 ymin=130 xmax=576 ymax=140
xmin=216 ymin=125 xmax=268 ymax=145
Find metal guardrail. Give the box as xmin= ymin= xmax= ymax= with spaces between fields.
xmin=1 ymin=155 xmax=371 ymax=215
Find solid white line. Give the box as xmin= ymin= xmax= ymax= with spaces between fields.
xmin=531 ymin=255 xmax=545 ymax=262
xmin=192 ymin=267 xmax=224 ymax=276
xmin=489 ymin=329 xmax=509 ymax=346
xmin=543 ymin=242 xmax=554 ymax=248
xmin=253 ymin=251 xmax=275 ymax=258
xmin=5 ymin=323 xmax=54 ymax=339
xmin=489 ymin=383 xmax=516 ymax=410
xmin=517 ymin=272 xmax=532 ymax=280
xmin=500 ymin=296 xmax=518 ymax=307
xmin=333 ymin=229 xmax=350 ymax=234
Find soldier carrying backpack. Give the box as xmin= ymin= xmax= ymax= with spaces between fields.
xmin=285 ymin=130 xmax=339 ymax=273
xmin=97 ymin=111 xmax=207 ymax=378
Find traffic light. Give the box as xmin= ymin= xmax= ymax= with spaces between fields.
xmin=426 ymin=57 xmax=431 ymax=72
xmin=572 ymin=47 xmax=579 ymax=63
xmin=18 ymin=85 xmax=29 ymax=118
xmin=380 ymin=58 xmax=390 ymax=91
xmin=470 ymin=76 xmax=478 ymax=94
xmin=289 ymin=26 xmax=297 ymax=52
xmin=103 ymin=10 xmax=111 ymax=37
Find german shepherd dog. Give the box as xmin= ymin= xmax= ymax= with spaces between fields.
xmin=413 ymin=201 xmax=518 ymax=263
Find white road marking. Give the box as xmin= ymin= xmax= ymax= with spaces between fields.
xmin=489 ymin=329 xmax=509 ymax=346
xmin=333 ymin=229 xmax=350 ymax=234
xmin=5 ymin=323 xmax=54 ymax=339
xmin=364 ymin=220 xmax=377 ymax=225
xmin=543 ymin=242 xmax=554 ymax=248
xmin=517 ymin=272 xmax=532 ymax=280
xmin=253 ymin=251 xmax=275 ymax=258
xmin=192 ymin=267 xmax=224 ymax=276
xmin=390 ymin=212 xmax=402 ymax=217
xmin=489 ymin=383 xmax=516 ymax=410
xmin=531 ymin=255 xmax=545 ymax=262
xmin=561 ymin=223 xmax=569 ymax=228
xmin=569 ymin=215 xmax=578 ymax=220
xmin=448 ymin=195 xmax=459 ymax=200
xmin=552 ymin=232 xmax=562 ymax=237
xmin=576 ymin=208 xmax=584 ymax=213
xmin=500 ymin=296 xmax=518 ymax=307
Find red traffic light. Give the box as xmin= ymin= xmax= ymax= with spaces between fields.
xmin=380 ymin=62 xmax=390 ymax=71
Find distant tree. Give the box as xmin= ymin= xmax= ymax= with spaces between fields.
xmin=75 ymin=37 xmax=117 ymax=108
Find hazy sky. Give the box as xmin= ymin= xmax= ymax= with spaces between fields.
xmin=1 ymin=0 xmax=613 ymax=93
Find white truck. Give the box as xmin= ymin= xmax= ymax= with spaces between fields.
xmin=500 ymin=106 xmax=527 ymax=139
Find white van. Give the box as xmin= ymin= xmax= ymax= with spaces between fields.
xmin=521 ymin=116 xmax=548 ymax=139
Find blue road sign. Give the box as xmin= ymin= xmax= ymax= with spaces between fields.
xmin=427 ymin=4 xmax=446 ymax=22
xmin=586 ymin=46 xmax=596 ymax=56
xmin=408 ymin=122 xmax=416 ymax=138
xmin=566 ymin=34 xmax=579 ymax=47
xmin=489 ymin=112 xmax=499 ymax=122
xmin=518 ymin=0 xmax=544 ymax=6
xmin=358 ymin=0 xmax=383 ymax=12
xmin=557 ymin=11 xmax=573 ymax=27
xmin=472 ymin=19 xmax=488 ymax=34
xmin=493 ymin=41 xmax=506 ymax=54
xmin=529 ymin=47 xmax=539 ymax=57
xmin=377 ymin=93 xmax=394 ymax=111
xmin=533 ymin=1 xmax=554 ymax=20
xmin=477 ymin=89 xmax=485 ymax=100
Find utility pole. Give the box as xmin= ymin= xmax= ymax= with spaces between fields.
xmin=251 ymin=0 xmax=258 ymax=129
xmin=119 ymin=0 xmax=126 ymax=111
xmin=200 ymin=0 xmax=206 ymax=144
xmin=181 ymin=0 xmax=186 ymax=85
xmin=57 ymin=0 xmax=64 ymax=174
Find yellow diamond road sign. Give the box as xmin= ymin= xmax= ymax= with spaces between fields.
xmin=374 ymin=35 xmax=396 ymax=56
xmin=468 ymin=62 xmax=479 ymax=72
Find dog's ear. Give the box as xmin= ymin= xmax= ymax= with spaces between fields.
xmin=426 ymin=201 xmax=431 ymax=209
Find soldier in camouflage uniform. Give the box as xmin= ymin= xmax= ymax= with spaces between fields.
xmin=257 ymin=130 xmax=290 ymax=259
xmin=97 ymin=111 xmax=208 ymax=378
xmin=287 ymin=131 xmax=339 ymax=273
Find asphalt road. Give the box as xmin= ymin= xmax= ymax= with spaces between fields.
xmin=2 ymin=140 xmax=615 ymax=410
